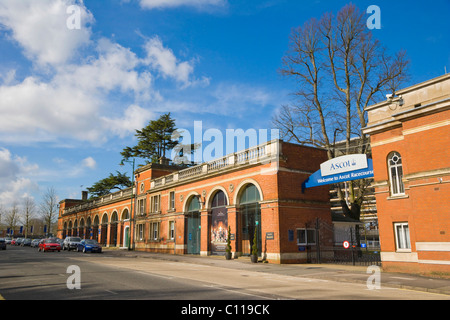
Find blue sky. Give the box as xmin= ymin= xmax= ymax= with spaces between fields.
xmin=0 ymin=0 xmax=449 ymax=208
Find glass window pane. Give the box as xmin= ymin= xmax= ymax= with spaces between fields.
xmin=404 ymin=224 xmax=410 ymax=249
xmin=396 ymin=225 xmax=404 ymax=248
xmin=297 ymin=230 xmax=306 ymax=244
xmin=397 ymin=166 xmax=404 ymax=193
xmin=188 ymin=196 xmax=200 ymax=212
xmin=240 ymin=184 xmax=261 ymax=204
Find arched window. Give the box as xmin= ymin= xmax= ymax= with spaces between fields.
xmin=187 ymin=196 xmax=201 ymax=212
xmin=93 ymin=216 xmax=100 ymax=241
xmin=110 ymin=212 xmax=119 ymax=246
xmin=238 ymin=184 xmax=261 ymax=256
xmin=186 ymin=196 xmax=201 ymax=254
xmin=122 ymin=208 xmax=129 ymax=220
xmin=388 ymin=151 xmax=405 ymax=196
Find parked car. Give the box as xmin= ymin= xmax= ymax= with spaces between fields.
xmin=5 ymin=237 xmax=12 ymax=245
xmin=39 ymin=238 xmax=61 ymax=252
xmin=55 ymin=238 xmax=64 ymax=248
xmin=63 ymin=237 xmax=82 ymax=251
xmin=15 ymin=238 xmax=24 ymax=246
xmin=0 ymin=238 xmax=6 ymax=250
xmin=21 ymin=238 xmax=32 ymax=246
xmin=77 ymin=239 xmax=102 ymax=253
xmin=31 ymin=239 xmax=40 ymax=248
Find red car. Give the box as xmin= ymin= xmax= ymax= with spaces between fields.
xmin=39 ymin=238 xmax=61 ymax=252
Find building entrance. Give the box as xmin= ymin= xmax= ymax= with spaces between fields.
xmin=210 ymin=191 xmax=228 ymax=255
xmin=238 ymin=184 xmax=261 ymax=256
xmin=186 ymin=196 xmax=201 ymax=255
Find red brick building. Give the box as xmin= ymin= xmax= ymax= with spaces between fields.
xmin=58 ymin=140 xmax=332 ymax=264
xmin=363 ymin=74 xmax=450 ymax=275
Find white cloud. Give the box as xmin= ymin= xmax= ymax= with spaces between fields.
xmin=101 ymin=104 xmax=154 ymax=138
xmin=81 ymin=157 xmax=97 ymax=169
xmin=143 ymin=36 xmax=195 ymax=86
xmin=0 ymin=1 xmax=203 ymax=145
xmin=0 ymin=0 xmax=94 ymax=67
xmin=56 ymin=38 xmax=153 ymax=97
xmin=139 ymin=0 xmax=227 ymax=10
xmin=0 ymin=148 xmax=39 ymax=207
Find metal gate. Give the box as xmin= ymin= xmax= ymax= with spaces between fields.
xmin=304 ymin=219 xmax=381 ymax=266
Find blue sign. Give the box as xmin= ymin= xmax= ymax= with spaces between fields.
xmin=302 ymin=158 xmax=374 ymax=190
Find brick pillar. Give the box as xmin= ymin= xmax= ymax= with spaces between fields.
xmin=227 ymin=205 xmax=238 ymax=258
xmin=200 ymin=209 xmax=210 ymax=256
xmin=260 ymin=202 xmax=280 ymax=263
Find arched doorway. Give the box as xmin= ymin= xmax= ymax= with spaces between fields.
xmin=121 ymin=209 xmax=130 ymax=248
xmin=79 ymin=218 xmax=85 ymax=239
xmin=86 ymin=217 xmax=92 ymax=239
xmin=210 ymin=190 xmax=228 ymax=256
xmin=63 ymin=222 xmax=67 ymax=239
xmin=100 ymin=214 xmax=108 ymax=246
xmin=93 ymin=215 xmax=99 ymax=241
xmin=238 ymin=184 xmax=262 ymax=256
xmin=110 ymin=211 xmax=118 ymax=247
xmin=73 ymin=220 xmax=78 ymax=237
xmin=186 ymin=196 xmax=201 ymax=255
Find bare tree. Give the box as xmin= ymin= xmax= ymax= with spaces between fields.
xmin=4 ymin=202 xmax=20 ymax=236
xmin=40 ymin=187 xmax=59 ymax=237
xmin=22 ymin=197 xmax=36 ymax=238
xmin=274 ymin=4 xmax=409 ymax=221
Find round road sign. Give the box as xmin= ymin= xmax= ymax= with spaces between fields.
xmin=343 ymin=241 xmax=350 ymax=249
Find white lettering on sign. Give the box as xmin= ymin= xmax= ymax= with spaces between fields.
xmin=320 ymin=154 xmax=368 ymax=177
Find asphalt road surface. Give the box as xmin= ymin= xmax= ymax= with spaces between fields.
xmin=1 ymin=245 xmax=448 ymax=304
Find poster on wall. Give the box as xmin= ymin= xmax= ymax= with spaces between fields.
xmin=211 ymin=208 xmax=228 ymax=255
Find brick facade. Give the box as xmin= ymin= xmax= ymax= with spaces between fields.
xmin=58 ymin=140 xmax=332 ymax=264
xmin=363 ymin=74 xmax=450 ymax=275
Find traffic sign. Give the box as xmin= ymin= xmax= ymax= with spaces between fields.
xmin=343 ymin=241 xmax=350 ymax=249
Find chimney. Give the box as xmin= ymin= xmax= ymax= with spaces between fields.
xmin=82 ymin=191 xmax=88 ymax=201
xmin=159 ymin=157 xmax=170 ymax=166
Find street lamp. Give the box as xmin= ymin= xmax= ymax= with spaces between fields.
xmin=120 ymin=158 xmax=136 ymax=251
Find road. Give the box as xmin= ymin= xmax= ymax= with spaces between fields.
xmin=1 ymin=245 xmax=449 ymax=304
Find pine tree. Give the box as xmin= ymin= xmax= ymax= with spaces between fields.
xmin=121 ymin=113 xmax=178 ymax=164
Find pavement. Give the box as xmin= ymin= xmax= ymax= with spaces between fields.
xmin=101 ymin=248 xmax=450 ymax=297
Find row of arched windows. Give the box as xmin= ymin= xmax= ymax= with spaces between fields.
xmin=62 ymin=209 xmax=130 ymax=246
xmin=184 ymin=183 xmax=262 ymax=256
xmin=61 ymin=183 xmax=264 ymax=255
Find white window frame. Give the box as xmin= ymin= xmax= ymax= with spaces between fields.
xmin=297 ymin=228 xmax=316 ymax=245
xmin=388 ymin=151 xmax=405 ymax=196
xmin=169 ymin=191 xmax=175 ymax=210
xmin=136 ymin=224 xmax=144 ymax=241
xmin=137 ymin=198 xmax=146 ymax=216
xmin=394 ymin=222 xmax=411 ymax=252
xmin=150 ymin=222 xmax=160 ymax=241
xmin=150 ymin=195 xmax=161 ymax=213
xmin=169 ymin=221 xmax=175 ymax=240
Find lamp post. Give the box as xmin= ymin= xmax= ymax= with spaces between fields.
xmin=120 ymin=158 xmax=136 ymax=251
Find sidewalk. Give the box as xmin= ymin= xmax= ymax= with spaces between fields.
xmin=102 ymin=248 xmax=450 ymax=297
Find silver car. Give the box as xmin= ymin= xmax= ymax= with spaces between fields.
xmin=63 ymin=237 xmax=82 ymax=251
